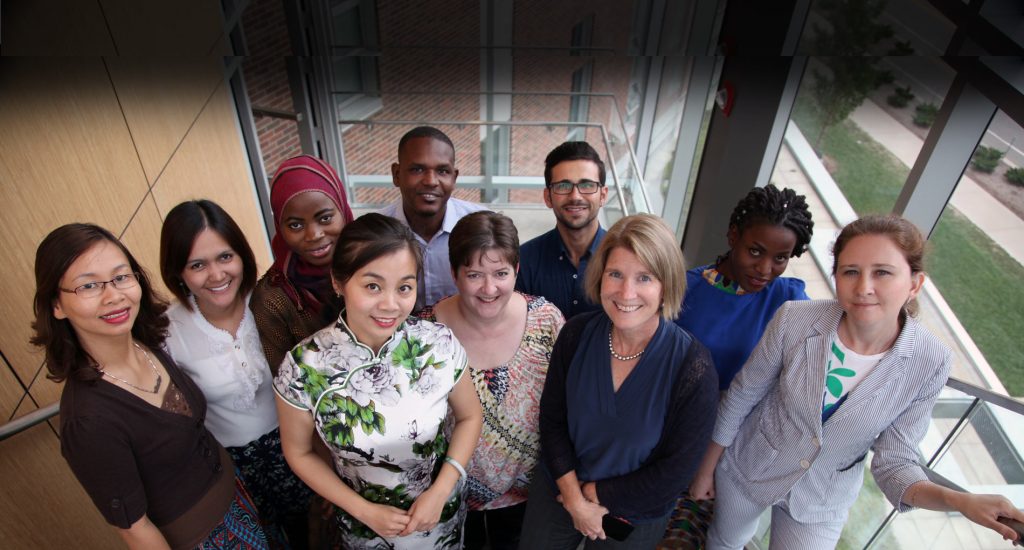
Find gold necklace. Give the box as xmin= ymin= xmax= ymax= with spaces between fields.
xmin=608 ymin=326 xmax=644 ymax=361
xmin=99 ymin=343 xmax=163 ymax=394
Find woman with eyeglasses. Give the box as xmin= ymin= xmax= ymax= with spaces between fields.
xmin=32 ymin=223 xmax=268 ymax=550
xmin=161 ymin=200 xmax=313 ymax=548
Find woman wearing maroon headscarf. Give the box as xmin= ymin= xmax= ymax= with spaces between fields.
xmin=251 ymin=155 xmax=355 ymax=375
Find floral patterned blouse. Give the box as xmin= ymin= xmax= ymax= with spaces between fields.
xmin=273 ymin=313 xmax=468 ymax=549
xmin=420 ymin=293 xmax=565 ymax=511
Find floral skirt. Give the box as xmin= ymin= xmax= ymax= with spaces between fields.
xmin=227 ymin=428 xmax=315 ymax=525
xmin=195 ymin=475 xmax=270 ymax=550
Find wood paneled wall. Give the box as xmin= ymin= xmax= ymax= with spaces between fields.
xmin=0 ymin=55 xmax=271 ymax=548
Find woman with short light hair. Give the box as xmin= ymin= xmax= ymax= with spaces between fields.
xmin=520 ymin=213 xmax=719 ymax=549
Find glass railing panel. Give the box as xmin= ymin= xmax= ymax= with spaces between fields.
xmin=335 ymin=91 xmax=649 ymax=215
xmin=863 ymin=389 xmax=1024 ymax=549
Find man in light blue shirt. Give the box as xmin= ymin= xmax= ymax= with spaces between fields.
xmin=379 ymin=126 xmax=484 ymax=310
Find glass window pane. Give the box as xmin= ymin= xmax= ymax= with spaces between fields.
xmin=330 ymin=2 xmax=363 ymax=47
xmin=928 ymin=109 xmax=1024 ymax=398
xmin=788 ymin=56 xmax=954 ymax=217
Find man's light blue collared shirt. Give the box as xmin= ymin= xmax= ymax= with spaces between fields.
xmin=379 ymin=197 xmax=486 ymax=310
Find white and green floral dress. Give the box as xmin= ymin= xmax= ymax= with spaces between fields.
xmin=273 ymin=314 xmax=468 ymax=549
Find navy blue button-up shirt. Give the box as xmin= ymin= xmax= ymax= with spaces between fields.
xmin=516 ymin=226 xmax=606 ymax=320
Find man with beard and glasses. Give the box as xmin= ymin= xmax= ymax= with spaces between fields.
xmin=380 ymin=126 xmax=484 ymax=311
xmin=516 ymin=141 xmax=608 ymax=320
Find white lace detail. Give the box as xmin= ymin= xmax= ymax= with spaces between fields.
xmin=188 ymin=295 xmax=264 ymax=411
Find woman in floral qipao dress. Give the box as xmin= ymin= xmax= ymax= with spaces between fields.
xmin=274 ymin=213 xmax=483 ymax=550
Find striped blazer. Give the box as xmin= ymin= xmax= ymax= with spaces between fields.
xmin=712 ymin=299 xmax=952 ymax=523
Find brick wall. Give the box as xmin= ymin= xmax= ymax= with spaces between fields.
xmin=240 ymin=0 xmax=643 ymax=205
xmin=241 ymin=0 xmax=302 ymax=177
xmin=345 ymin=0 xmax=481 ymax=203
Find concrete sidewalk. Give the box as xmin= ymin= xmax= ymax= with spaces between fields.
xmin=849 ymin=100 xmax=1024 ymax=267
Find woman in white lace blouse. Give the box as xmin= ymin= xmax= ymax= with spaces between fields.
xmin=160 ymin=199 xmax=312 ymax=547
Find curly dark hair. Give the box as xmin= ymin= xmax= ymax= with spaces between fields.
xmin=30 ymin=223 xmax=169 ymax=383
xmin=728 ymin=184 xmax=813 ymax=257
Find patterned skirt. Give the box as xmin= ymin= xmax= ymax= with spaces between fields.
xmin=657 ymin=496 xmax=715 ymax=550
xmin=196 ymin=475 xmax=270 ymax=550
xmin=227 ymin=428 xmax=315 ymax=523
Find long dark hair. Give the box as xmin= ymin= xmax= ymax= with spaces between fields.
xmin=160 ymin=199 xmax=258 ymax=310
xmin=31 ymin=223 xmax=169 ymax=383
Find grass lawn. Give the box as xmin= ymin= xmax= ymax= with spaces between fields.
xmin=792 ymin=97 xmax=1024 ymax=396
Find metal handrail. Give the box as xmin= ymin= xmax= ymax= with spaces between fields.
xmin=0 ymin=402 xmax=59 ymax=442
xmin=335 ymin=118 xmax=636 ymax=214
xmin=946 ymin=376 xmax=1024 ymax=415
xmin=330 ymin=89 xmax=650 ymax=213
xmin=0 ymin=375 xmax=1018 ymax=446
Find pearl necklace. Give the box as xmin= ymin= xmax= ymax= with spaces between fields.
xmin=608 ymin=326 xmax=644 ymax=361
xmin=98 ymin=343 xmax=163 ymax=394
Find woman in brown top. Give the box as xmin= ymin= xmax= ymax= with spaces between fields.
xmin=32 ymin=223 xmax=268 ymax=550
xmin=250 ymin=155 xmax=355 ymax=374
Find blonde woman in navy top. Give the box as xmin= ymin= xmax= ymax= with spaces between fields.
xmin=521 ymin=214 xmax=719 ymax=549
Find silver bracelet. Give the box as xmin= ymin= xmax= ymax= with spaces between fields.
xmin=443 ymin=456 xmax=467 ymax=479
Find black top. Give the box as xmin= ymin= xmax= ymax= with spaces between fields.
xmin=539 ymin=311 xmax=719 ymax=520
xmin=60 ymin=349 xmax=227 ymax=530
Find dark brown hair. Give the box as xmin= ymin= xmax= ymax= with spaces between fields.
xmin=544 ymin=141 xmax=606 ymax=186
xmin=31 ymin=223 xmax=169 ymax=383
xmin=448 ymin=211 xmax=520 ymax=273
xmin=331 ymin=213 xmax=423 ymax=287
xmin=832 ymin=214 xmax=926 ymax=316
xmin=159 ymin=200 xmax=258 ymax=310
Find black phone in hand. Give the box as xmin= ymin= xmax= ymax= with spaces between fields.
xmin=602 ymin=514 xmax=634 ymax=541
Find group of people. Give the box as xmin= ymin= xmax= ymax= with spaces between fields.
xmin=31 ymin=125 xmax=1022 ymax=550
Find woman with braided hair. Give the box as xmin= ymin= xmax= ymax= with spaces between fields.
xmin=659 ymin=184 xmax=813 ymax=549
xmin=675 ymin=184 xmax=813 ymax=392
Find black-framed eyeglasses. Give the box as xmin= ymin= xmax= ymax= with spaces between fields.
xmin=549 ymin=180 xmax=602 ymax=195
xmin=60 ymin=273 xmax=140 ymax=298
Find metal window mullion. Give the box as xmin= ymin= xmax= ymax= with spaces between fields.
xmin=894 ymin=74 xmax=997 ymax=238
xmin=662 ymin=55 xmax=717 ymax=238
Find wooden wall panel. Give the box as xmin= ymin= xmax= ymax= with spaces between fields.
xmin=120 ymin=194 xmax=174 ymax=300
xmin=106 ymin=58 xmax=225 ymax=184
xmin=27 ymin=373 xmax=63 ymax=413
xmin=98 ymin=0 xmax=224 ymax=55
xmin=0 ymin=52 xmax=264 ymax=549
xmin=0 ymin=58 xmax=150 ymax=387
xmin=151 ymin=85 xmax=274 ymax=272
xmin=0 ymin=362 xmax=27 ymax=422
xmin=2 ymin=0 xmax=117 ymax=55
xmin=0 ymin=420 xmax=122 ymax=548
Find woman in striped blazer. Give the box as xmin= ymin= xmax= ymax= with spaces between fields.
xmin=690 ymin=215 xmax=1023 ymax=549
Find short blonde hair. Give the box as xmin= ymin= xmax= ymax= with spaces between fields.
xmin=584 ymin=214 xmax=686 ymax=320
